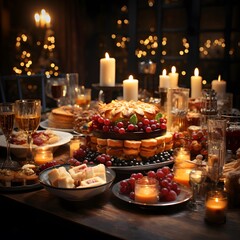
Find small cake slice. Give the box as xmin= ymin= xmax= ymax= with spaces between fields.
xmin=78 ymin=176 xmax=106 ymax=188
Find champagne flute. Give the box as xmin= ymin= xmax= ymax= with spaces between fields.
xmin=187 ymin=168 xmax=207 ymax=211
xmin=46 ymin=77 xmax=67 ymax=107
xmin=14 ymin=99 xmax=41 ymax=164
xmin=0 ymin=103 xmax=20 ymax=170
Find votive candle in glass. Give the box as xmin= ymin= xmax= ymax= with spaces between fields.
xmin=134 ymin=176 xmax=159 ymax=204
xmin=205 ymin=190 xmax=228 ymax=224
xmin=34 ymin=147 xmax=53 ymax=165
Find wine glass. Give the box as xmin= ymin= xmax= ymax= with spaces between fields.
xmin=46 ymin=77 xmax=67 ymax=107
xmin=187 ymin=168 xmax=207 ymax=211
xmin=0 ymin=103 xmax=20 ymax=170
xmin=14 ymin=99 xmax=41 ymax=164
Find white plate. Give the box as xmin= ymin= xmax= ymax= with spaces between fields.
xmin=40 ymin=119 xmax=73 ymax=133
xmin=0 ymin=130 xmax=73 ymax=158
xmin=112 ymin=181 xmax=192 ymax=207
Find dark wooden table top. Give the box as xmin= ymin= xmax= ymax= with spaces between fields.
xmin=1 ymin=144 xmax=240 ymax=239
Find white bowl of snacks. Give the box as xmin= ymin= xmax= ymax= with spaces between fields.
xmin=39 ymin=163 xmax=116 ymax=201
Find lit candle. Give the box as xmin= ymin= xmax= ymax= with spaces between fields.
xmin=211 ymin=75 xmax=226 ymax=96
xmin=134 ymin=176 xmax=159 ymax=204
xmin=100 ymin=52 xmax=116 ymax=86
xmin=173 ymin=168 xmax=192 ymax=187
xmin=169 ymin=66 xmax=179 ymax=88
xmin=191 ymin=68 xmax=202 ymax=99
xmin=174 ymin=147 xmax=191 ymax=163
xmin=123 ymin=75 xmax=139 ymax=101
xmin=205 ymin=190 xmax=228 ymax=224
xmin=34 ymin=147 xmax=53 ymax=165
xmin=159 ymin=69 xmax=170 ymax=88
xmin=34 ymin=13 xmax=40 ymax=27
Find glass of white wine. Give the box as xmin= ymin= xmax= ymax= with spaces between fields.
xmin=0 ymin=102 xmax=20 ymax=170
xmin=188 ymin=168 xmax=207 ymax=211
xmin=14 ymin=99 xmax=41 ymax=164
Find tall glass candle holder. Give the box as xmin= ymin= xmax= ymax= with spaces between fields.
xmin=166 ymin=87 xmax=190 ymax=132
xmin=207 ymin=119 xmax=226 ymax=187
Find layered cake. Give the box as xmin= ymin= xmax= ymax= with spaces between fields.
xmin=87 ymin=100 xmax=171 ymax=160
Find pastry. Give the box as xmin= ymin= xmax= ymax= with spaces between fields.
xmin=106 ymin=139 xmax=123 ymax=157
xmin=96 ymin=138 xmax=107 ymax=154
xmin=0 ymin=169 xmax=15 ymax=187
xmin=98 ymin=100 xmax=160 ymax=122
xmin=140 ymin=138 xmax=157 ymax=158
xmin=123 ymin=140 xmax=141 ymax=157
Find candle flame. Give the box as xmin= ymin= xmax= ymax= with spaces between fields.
xmin=218 ymin=75 xmax=221 ymax=81
xmin=215 ymin=198 xmax=219 ymax=203
xmin=163 ymin=69 xmax=167 ymax=76
xmin=105 ymin=52 xmax=110 ymax=59
xmin=34 ymin=13 xmax=40 ymax=22
xmin=34 ymin=9 xmax=51 ymax=28
xmin=171 ymin=66 xmax=176 ymax=74
xmin=128 ymin=75 xmax=134 ymax=80
xmin=194 ymin=68 xmax=199 ymax=77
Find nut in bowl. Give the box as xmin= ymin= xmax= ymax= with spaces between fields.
xmin=38 ymin=163 xmax=116 ymax=201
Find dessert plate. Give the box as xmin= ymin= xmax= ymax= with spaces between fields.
xmin=40 ymin=119 xmax=73 ymax=133
xmin=0 ymin=182 xmax=42 ymax=192
xmin=112 ymin=182 xmax=192 ymax=207
xmin=0 ymin=130 xmax=73 ymax=158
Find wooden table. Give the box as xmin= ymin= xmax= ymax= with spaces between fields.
xmin=1 ymin=145 xmax=240 ymax=239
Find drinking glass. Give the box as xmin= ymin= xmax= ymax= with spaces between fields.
xmin=187 ymin=168 xmax=207 ymax=211
xmin=14 ymin=99 xmax=41 ymax=164
xmin=46 ymin=77 xmax=67 ymax=107
xmin=0 ymin=103 xmax=20 ymax=170
xmin=66 ymin=73 xmax=79 ymax=106
xmin=75 ymin=87 xmax=91 ymax=109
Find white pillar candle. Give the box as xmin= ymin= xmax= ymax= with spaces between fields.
xmin=123 ymin=75 xmax=138 ymax=101
xmin=159 ymin=69 xmax=170 ymax=88
xmin=211 ymin=75 xmax=226 ymax=95
xmin=100 ymin=52 xmax=116 ymax=86
xmin=169 ymin=66 xmax=179 ymax=88
xmin=191 ymin=68 xmax=202 ymax=99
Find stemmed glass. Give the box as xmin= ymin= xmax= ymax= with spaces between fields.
xmin=187 ymin=168 xmax=207 ymax=211
xmin=14 ymin=99 xmax=41 ymax=164
xmin=0 ymin=103 xmax=20 ymax=170
xmin=46 ymin=77 xmax=67 ymax=107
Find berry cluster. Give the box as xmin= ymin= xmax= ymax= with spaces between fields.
xmin=173 ymin=129 xmax=208 ymax=159
xmin=72 ymin=146 xmax=174 ymax=167
xmin=38 ymin=160 xmax=60 ymax=173
xmin=119 ymin=166 xmax=181 ymax=202
xmin=89 ymin=114 xmax=167 ymax=134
